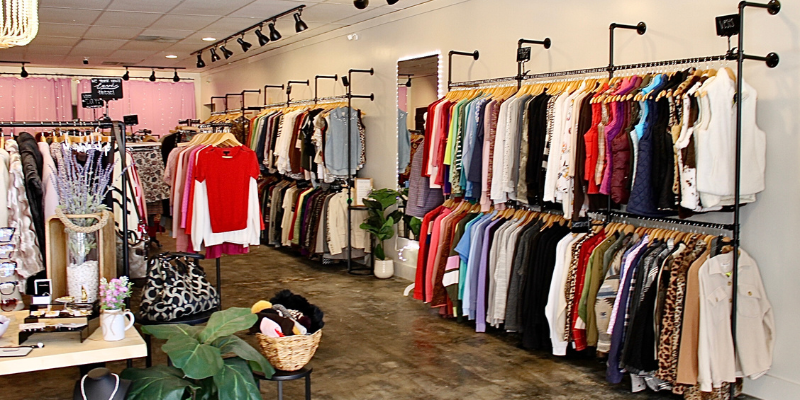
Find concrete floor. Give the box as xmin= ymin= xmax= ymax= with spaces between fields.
xmin=0 ymin=238 xmax=759 ymax=400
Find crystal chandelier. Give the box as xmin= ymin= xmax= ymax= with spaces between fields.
xmin=0 ymin=0 xmax=38 ymax=49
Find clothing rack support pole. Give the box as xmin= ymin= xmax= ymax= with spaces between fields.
xmin=344 ymin=68 xmax=374 ymax=275
xmin=731 ymin=2 xmax=780 ymax=397
xmin=240 ymin=89 xmax=261 ymax=112
xmin=606 ymin=21 xmax=646 ymax=224
xmin=216 ymin=257 xmax=222 ymax=310
xmin=516 ymin=38 xmax=551 ymax=89
xmin=314 ymin=75 xmax=338 ymax=103
xmin=286 ymin=80 xmax=310 ymax=107
xmin=263 ymin=85 xmax=285 ymax=106
xmin=447 ymin=50 xmax=480 ymax=91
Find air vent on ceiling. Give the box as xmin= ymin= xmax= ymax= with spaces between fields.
xmin=134 ymin=35 xmax=182 ymax=43
xmin=102 ymin=61 xmax=125 ymax=66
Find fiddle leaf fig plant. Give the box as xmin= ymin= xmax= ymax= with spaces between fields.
xmin=122 ymin=307 xmax=274 ymax=400
xmin=359 ymin=188 xmax=403 ymax=261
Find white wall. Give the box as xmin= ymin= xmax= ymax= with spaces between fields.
xmin=199 ymin=1 xmax=800 ymax=398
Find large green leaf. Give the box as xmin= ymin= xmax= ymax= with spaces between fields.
xmin=121 ymin=365 xmax=197 ymax=400
xmin=368 ymin=188 xmax=400 ymax=209
xmin=213 ymin=357 xmax=262 ymax=400
xmin=408 ymin=216 xmax=422 ymax=237
xmin=194 ymin=377 xmax=216 ymax=400
xmin=387 ymin=210 xmax=403 ymax=225
xmin=162 ymin=336 xmax=223 ymax=380
xmin=376 ymin=217 xmax=395 ymax=241
xmin=142 ymin=324 xmax=202 ymax=341
xmin=374 ymin=243 xmax=386 ymax=260
xmin=198 ymin=308 xmax=258 ymax=344
xmin=362 ymin=198 xmax=383 ymax=212
xmin=213 ymin=335 xmax=275 ymax=378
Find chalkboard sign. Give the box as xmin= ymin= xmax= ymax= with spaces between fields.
xmin=571 ymin=217 xmax=592 ymax=233
xmin=81 ymin=92 xmax=104 ymax=109
xmin=90 ymin=77 xmax=123 ymax=100
xmin=517 ymin=47 xmax=531 ymax=63
xmin=715 ymin=14 xmax=740 ymax=37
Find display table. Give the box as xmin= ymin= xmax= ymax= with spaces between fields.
xmin=0 ymin=311 xmax=147 ymax=375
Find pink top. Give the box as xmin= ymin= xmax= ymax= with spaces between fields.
xmin=424 ymin=208 xmax=451 ymax=302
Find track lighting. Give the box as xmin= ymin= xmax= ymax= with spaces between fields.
xmin=149 ymin=69 xmax=156 ymax=82
xmin=294 ymin=12 xmax=308 ymax=33
xmin=20 ymin=64 xmax=27 ymax=78
xmin=210 ymin=47 xmax=221 ymax=62
xmin=354 ymin=0 xmax=368 ymax=9
xmin=405 ymin=77 xmax=411 ymax=87
xmin=387 ymin=0 xmax=399 ymax=4
xmin=220 ymin=44 xmax=233 ymax=59
xmin=268 ymin=21 xmax=281 ymax=41
xmin=172 ymin=69 xmax=180 ymax=82
xmin=122 ymin=67 xmax=129 ymax=81
xmin=255 ymin=26 xmax=270 ymax=46
xmin=196 ymin=53 xmax=206 ymax=68
xmin=237 ymin=36 xmax=252 ymax=52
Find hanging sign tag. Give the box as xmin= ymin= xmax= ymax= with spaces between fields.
xmin=517 ymin=47 xmax=531 ymax=63
xmin=715 ymin=14 xmax=740 ymax=37
xmin=81 ymin=93 xmax=104 ymax=109
xmin=90 ymin=78 xmax=123 ymax=100
xmin=571 ymin=217 xmax=591 ymax=233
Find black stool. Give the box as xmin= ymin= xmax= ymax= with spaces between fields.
xmin=254 ymin=367 xmax=312 ymax=400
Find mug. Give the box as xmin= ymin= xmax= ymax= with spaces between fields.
xmin=99 ymin=309 xmax=135 ymax=341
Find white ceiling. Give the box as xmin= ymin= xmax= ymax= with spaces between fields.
xmin=1 ymin=0 xmax=430 ymax=71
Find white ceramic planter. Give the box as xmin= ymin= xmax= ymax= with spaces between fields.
xmin=374 ymin=259 xmax=394 ymax=279
xmin=100 ymin=309 xmax=135 ymax=341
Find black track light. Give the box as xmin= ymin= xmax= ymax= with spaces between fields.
xmin=196 ymin=53 xmax=206 ymax=68
xmin=20 ymin=64 xmax=28 ymax=78
xmin=268 ymin=21 xmax=281 ymax=41
xmin=220 ymin=44 xmax=233 ymax=59
xmin=210 ymin=47 xmax=221 ymax=62
xmin=172 ymin=69 xmax=180 ymax=82
xmin=387 ymin=0 xmax=399 ymax=4
xmin=294 ymin=12 xmax=308 ymax=33
xmin=255 ymin=26 xmax=270 ymax=46
xmin=149 ymin=69 xmax=156 ymax=82
xmin=405 ymin=77 xmax=411 ymax=87
xmin=354 ymin=0 xmax=368 ymax=9
xmin=122 ymin=67 xmax=129 ymax=81
xmin=237 ymin=36 xmax=252 ymax=52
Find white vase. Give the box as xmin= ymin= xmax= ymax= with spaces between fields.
xmin=100 ymin=309 xmax=135 ymax=341
xmin=374 ymin=259 xmax=394 ymax=279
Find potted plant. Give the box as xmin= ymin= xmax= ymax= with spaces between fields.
xmin=122 ymin=307 xmax=274 ymax=400
xmin=98 ymin=277 xmax=134 ymax=341
xmin=359 ymin=188 xmax=402 ymax=278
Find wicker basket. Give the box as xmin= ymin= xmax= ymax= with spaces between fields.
xmin=256 ymin=329 xmax=322 ymax=371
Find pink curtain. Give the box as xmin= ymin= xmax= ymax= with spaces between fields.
xmin=77 ymin=80 xmax=196 ymax=136
xmin=0 ymin=77 xmax=72 ymax=133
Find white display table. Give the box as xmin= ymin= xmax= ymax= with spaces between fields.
xmin=0 ymin=311 xmax=146 ymax=375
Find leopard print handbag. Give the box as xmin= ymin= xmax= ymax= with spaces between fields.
xmin=139 ymin=254 xmax=219 ymax=322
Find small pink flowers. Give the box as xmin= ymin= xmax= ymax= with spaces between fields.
xmin=99 ymin=276 xmax=132 ymax=310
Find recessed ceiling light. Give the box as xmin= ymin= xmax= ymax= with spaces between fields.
xmin=202 ymin=37 xmax=216 ymax=41
xmin=165 ymin=54 xmax=178 ymax=59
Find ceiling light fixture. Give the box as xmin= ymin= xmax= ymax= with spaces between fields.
xmin=165 ymin=54 xmax=177 ymax=59
xmin=202 ymin=37 xmax=216 ymax=41
xmin=294 ymin=11 xmax=308 ymax=33
xmin=255 ymin=25 xmax=270 ymax=46
xmin=210 ymin=47 xmax=221 ymax=62
xmin=196 ymin=53 xmax=206 ymax=68
xmin=220 ymin=43 xmax=233 ymax=59
xmin=122 ymin=67 xmax=129 ymax=81
xmin=268 ymin=21 xmax=281 ymax=41
xmin=0 ymin=0 xmax=38 ymax=49
xmin=354 ymin=0 xmax=369 ymax=9
xmin=237 ymin=36 xmax=252 ymax=52
xmin=149 ymin=69 xmax=156 ymax=82
xmin=387 ymin=0 xmax=399 ymax=4
xmin=20 ymin=64 xmax=27 ymax=78
xmin=172 ymin=68 xmax=180 ymax=82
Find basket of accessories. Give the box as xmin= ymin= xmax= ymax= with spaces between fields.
xmin=251 ymin=290 xmax=324 ymax=371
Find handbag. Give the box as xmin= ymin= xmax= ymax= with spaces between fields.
xmin=139 ymin=254 xmax=219 ymax=322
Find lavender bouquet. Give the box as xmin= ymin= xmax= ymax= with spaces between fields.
xmin=99 ymin=276 xmax=132 ymax=310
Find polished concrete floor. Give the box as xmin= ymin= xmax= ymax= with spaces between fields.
xmin=0 ymin=238 xmax=759 ymax=399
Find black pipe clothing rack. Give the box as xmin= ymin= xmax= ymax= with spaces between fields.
xmin=264 ymin=84 xmax=284 ymax=105
xmin=314 ymin=75 xmax=338 ymax=103
xmin=447 ymin=50 xmax=479 ymax=91
xmin=0 ymin=120 xmax=132 ymax=282
xmin=517 ymin=38 xmax=551 ymax=88
xmin=344 ymin=68 xmax=374 ymax=275
xmin=286 ymin=80 xmax=310 ymax=106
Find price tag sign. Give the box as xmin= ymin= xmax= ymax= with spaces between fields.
xmin=517 ymin=47 xmax=531 ymax=63
xmin=90 ymin=77 xmax=123 ymax=100
xmin=715 ymin=14 xmax=740 ymax=37
xmin=571 ymin=217 xmax=592 ymax=233
xmin=81 ymin=93 xmax=104 ymax=109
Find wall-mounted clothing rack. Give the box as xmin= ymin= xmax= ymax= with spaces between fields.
xmin=286 ymin=80 xmax=310 ymax=106
xmin=314 ymin=74 xmax=338 ymax=103
xmin=264 ymin=84 xmax=284 ymax=106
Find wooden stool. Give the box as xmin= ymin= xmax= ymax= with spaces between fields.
xmin=254 ymin=367 xmax=312 ymax=400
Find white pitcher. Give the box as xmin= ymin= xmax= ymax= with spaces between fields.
xmin=100 ymin=309 xmax=135 ymax=341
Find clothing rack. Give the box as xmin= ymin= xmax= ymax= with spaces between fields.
xmin=210 ymin=96 xmax=227 ymax=114
xmin=345 ymin=68 xmax=375 ymax=275
xmin=314 ymin=75 xmax=339 ymax=103
xmin=286 ymin=80 xmax=310 ymax=107
xmin=0 ymin=119 xmax=132 ymax=282
xmin=239 ymin=89 xmax=262 ymax=111
xmin=264 ymin=84 xmax=284 ymax=106
xmin=516 ymin=37 xmax=551 ymax=88
xmin=447 ymin=50 xmax=480 ymax=91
